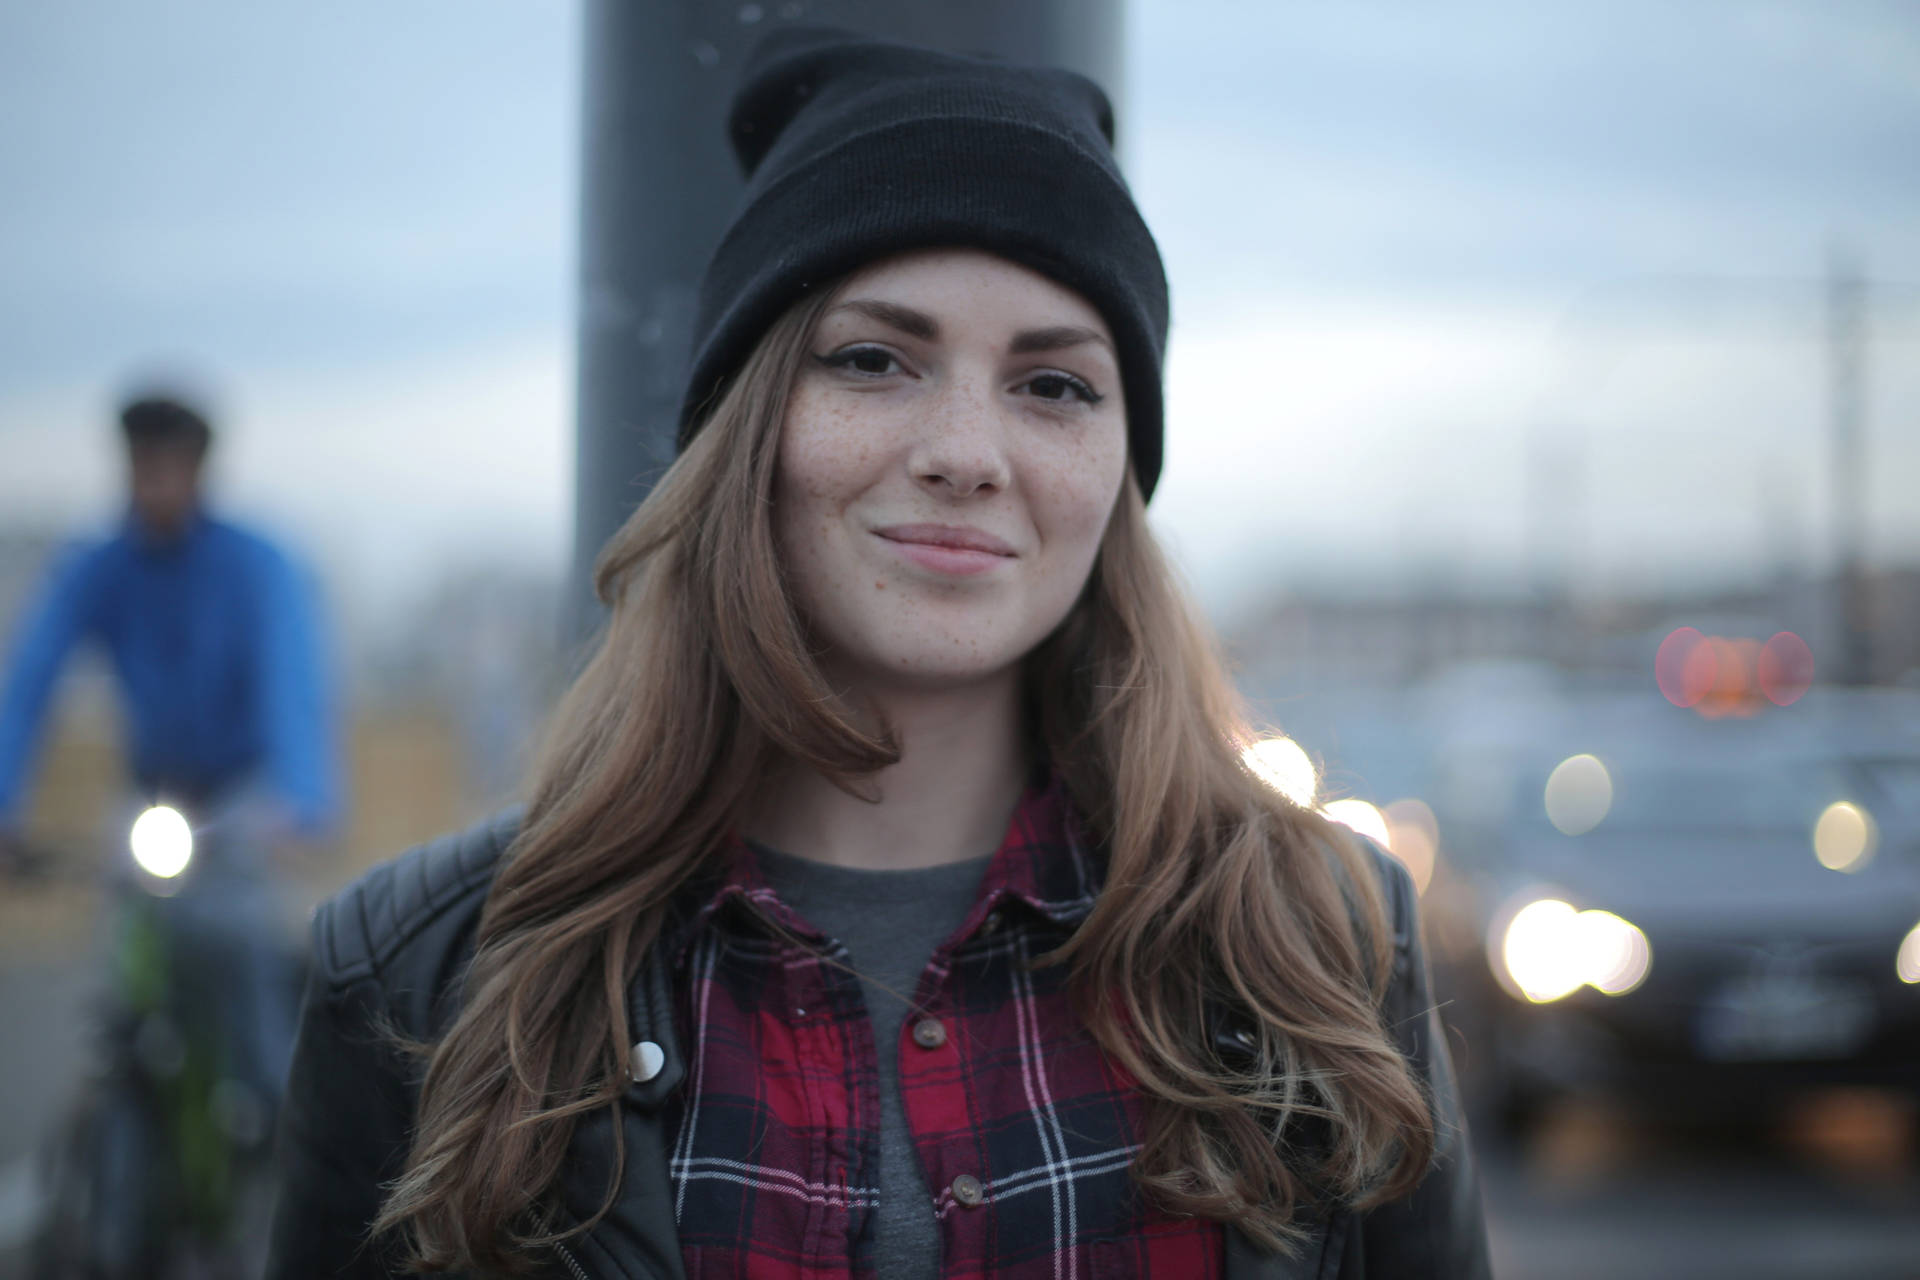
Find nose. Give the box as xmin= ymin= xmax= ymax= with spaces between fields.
xmin=907 ymin=375 xmax=1011 ymax=499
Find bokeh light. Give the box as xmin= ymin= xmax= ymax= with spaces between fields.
xmin=1503 ymin=899 xmax=1586 ymax=1001
xmin=1381 ymin=797 xmax=1439 ymax=895
xmin=1757 ymin=631 xmax=1815 ymax=705
xmin=1898 ymin=923 xmax=1920 ymax=985
xmin=129 ymin=804 xmax=194 ymax=879
xmin=1695 ymin=637 xmax=1764 ymax=718
xmin=1683 ymin=636 xmax=1724 ymax=709
xmin=1812 ymin=801 xmax=1877 ymax=873
xmin=1657 ymin=627 xmax=1795 ymax=716
xmin=1322 ymin=797 xmax=1391 ymax=849
xmin=1500 ymin=898 xmax=1652 ymax=1002
xmin=1582 ymin=909 xmax=1653 ymax=996
xmin=1544 ymin=753 xmax=1612 ymax=835
xmin=1242 ymin=736 xmax=1317 ymax=808
xmin=1655 ymin=626 xmax=1707 ymax=706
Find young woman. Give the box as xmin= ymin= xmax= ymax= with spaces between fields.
xmin=268 ymin=27 xmax=1489 ymax=1280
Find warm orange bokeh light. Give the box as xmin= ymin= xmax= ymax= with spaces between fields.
xmin=1381 ymin=797 xmax=1439 ymax=895
xmin=1693 ymin=637 xmax=1762 ymax=719
xmin=1656 ymin=626 xmax=1802 ymax=717
xmin=1757 ymin=631 xmax=1814 ymax=705
xmin=1679 ymin=635 xmax=1721 ymax=708
xmin=1655 ymin=626 xmax=1707 ymax=707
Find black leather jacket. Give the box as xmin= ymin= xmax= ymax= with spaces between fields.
xmin=267 ymin=812 xmax=1491 ymax=1278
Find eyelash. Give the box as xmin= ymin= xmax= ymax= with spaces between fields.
xmin=814 ymin=345 xmax=1105 ymax=406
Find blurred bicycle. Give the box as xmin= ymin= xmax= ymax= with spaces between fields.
xmin=22 ymin=789 xmax=305 ymax=1280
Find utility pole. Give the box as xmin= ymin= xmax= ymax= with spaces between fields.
xmin=570 ymin=0 xmax=1123 ymax=642
xmin=1827 ymin=247 xmax=1869 ymax=685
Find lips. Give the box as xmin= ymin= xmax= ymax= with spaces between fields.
xmin=871 ymin=523 xmax=1017 ymax=577
xmin=872 ymin=524 xmax=1017 ymax=557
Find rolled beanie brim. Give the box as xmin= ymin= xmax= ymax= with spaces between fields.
xmin=680 ymin=38 xmax=1171 ymax=499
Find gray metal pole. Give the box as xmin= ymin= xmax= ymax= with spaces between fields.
xmin=571 ymin=0 xmax=1124 ymax=642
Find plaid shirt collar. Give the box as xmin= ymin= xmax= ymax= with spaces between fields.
xmin=666 ymin=768 xmax=1103 ymax=964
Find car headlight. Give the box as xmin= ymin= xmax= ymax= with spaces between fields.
xmin=1899 ymin=921 xmax=1920 ymax=985
xmin=1496 ymin=898 xmax=1652 ymax=1003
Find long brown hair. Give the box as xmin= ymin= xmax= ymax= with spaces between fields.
xmin=374 ymin=281 xmax=1433 ymax=1271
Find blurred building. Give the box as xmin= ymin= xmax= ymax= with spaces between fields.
xmin=1231 ymin=589 xmax=1556 ymax=689
xmin=1230 ymin=565 xmax=1920 ymax=693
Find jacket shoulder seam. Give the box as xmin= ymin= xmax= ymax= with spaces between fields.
xmin=311 ymin=810 xmax=519 ymax=996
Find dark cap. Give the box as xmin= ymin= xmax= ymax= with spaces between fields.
xmin=119 ymin=394 xmax=212 ymax=458
xmin=679 ymin=26 xmax=1172 ymax=499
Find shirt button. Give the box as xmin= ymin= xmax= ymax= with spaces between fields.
xmin=911 ymin=1017 xmax=947 ymax=1050
xmin=949 ymin=1173 xmax=985 ymax=1207
xmin=980 ymin=910 xmax=1002 ymax=935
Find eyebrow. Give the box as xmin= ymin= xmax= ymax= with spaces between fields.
xmin=1009 ymin=325 xmax=1112 ymax=357
xmin=826 ymin=298 xmax=1115 ymax=357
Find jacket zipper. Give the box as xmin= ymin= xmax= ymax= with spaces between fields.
xmin=553 ymin=1239 xmax=592 ymax=1280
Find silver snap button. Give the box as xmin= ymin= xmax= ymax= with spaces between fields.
xmin=980 ymin=910 xmax=1002 ymax=935
xmin=912 ymin=1017 xmax=947 ymax=1050
xmin=630 ymin=1040 xmax=666 ymax=1083
xmin=950 ymin=1173 xmax=985 ymax=1207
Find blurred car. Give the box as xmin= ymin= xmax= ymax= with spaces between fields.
xmin=1447 ymin=738 xmax=1920 ymax=1137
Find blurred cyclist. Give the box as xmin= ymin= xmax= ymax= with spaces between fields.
xmin=0 ymin=389 xmax=342 ymax=1103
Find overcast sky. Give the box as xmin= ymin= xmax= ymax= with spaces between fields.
xmin=2 ymin=0 xmax=1916 ymax=634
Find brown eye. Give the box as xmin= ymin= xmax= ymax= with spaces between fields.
xmin=1025 ymin=372 xmax=1102 ymax=405
xmin=817 ymin=346 xmax=901 ymax=376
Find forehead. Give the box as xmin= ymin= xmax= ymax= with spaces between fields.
xmin=825 ymin=247 xmax=1112 ymax=340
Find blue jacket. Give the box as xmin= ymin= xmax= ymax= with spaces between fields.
xmin=0 ymin=510 xmax=341 ymax=833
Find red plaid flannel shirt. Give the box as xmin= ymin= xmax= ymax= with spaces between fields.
xmin=660 ymin=774 xmax=1224 ymax=1279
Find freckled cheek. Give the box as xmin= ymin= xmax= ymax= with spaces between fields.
xmin=773 ymin=470 xmax=872 ymax=621
xmin=1026 ymin=459 xmax=1123 ymax=555
xmin=780 ymin=404 xmax=888 ymax=501
xmin=779 ymin=444 xmax=848 ymax=504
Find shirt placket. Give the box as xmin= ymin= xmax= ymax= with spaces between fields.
xmin=897 ymin=897 xmax=1008 ymax=1276
xmin=750 ymin=895 xmax=878 ymax=1277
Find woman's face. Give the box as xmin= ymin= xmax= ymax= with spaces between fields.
xmin=774 ymin=247 xmax=1128 ymax=693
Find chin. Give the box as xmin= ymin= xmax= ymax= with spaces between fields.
xmin=807 ymin=588 xmax=1074 ymax=693
xmin=841 ymin=631 xmax=1033 ymax=692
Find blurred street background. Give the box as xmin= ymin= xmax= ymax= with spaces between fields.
xmin=2 ymin=3 xmax=1918 ymax=1277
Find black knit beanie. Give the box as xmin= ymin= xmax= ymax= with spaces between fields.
xmin=680 ymin=26 xmax=1172 ymax=499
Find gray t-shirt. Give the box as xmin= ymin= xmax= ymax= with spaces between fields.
xmin=749 ymin=841 xmax=991 ymax=1280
